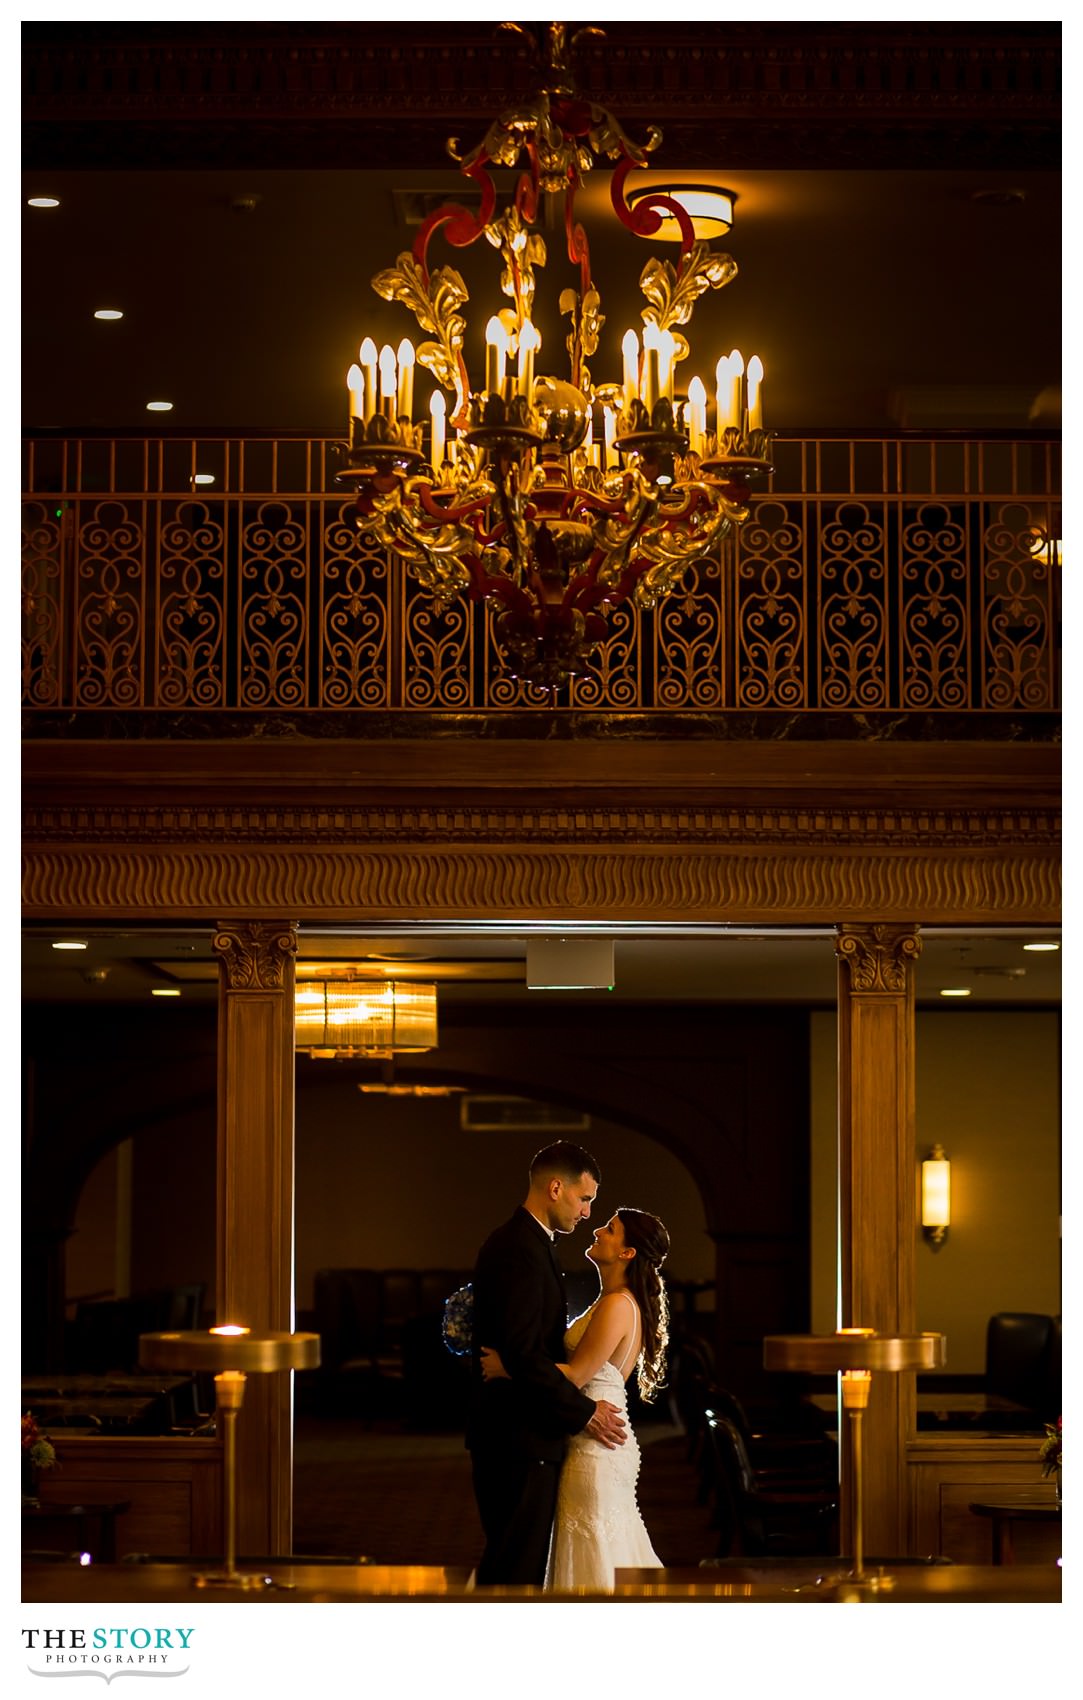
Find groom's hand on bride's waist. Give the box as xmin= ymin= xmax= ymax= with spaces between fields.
xmin=584 ymin=1400 xmax=627 ymax=1449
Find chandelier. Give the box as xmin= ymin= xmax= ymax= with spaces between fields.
xmin=295 ymin=978 xmax=438 ymax=1060
xmin=336 ymin=21 xmax=771 ymax=691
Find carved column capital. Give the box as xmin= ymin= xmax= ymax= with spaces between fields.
xmin=835 ymin=923 xmax=922 ymax=993
xmin=212 ymin=921 xmax=298 ymax=990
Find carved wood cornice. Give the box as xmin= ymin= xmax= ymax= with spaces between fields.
xmin=836 ymin=924 xmax=922 ymax=993
xmin=22 ymin=740 xmax=1059 ymax=924
xmin=21 ymin=844 xmax=1059 ymax=926
xmin=20 ymin=800 xmax=1061 ymax=849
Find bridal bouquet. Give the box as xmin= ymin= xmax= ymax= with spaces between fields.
xmin=442 ymin=1282 xmax=474 ymax=1357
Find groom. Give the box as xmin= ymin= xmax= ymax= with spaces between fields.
xmin=467 ymin=1140 xmax=627 ymax=1586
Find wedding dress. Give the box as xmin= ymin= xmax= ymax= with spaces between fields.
xmin=545 ymin=1291 xmax=663 ymax=1590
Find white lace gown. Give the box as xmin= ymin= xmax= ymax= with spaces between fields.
xmin=545 ymin=1297 xmax=664 ymax=1590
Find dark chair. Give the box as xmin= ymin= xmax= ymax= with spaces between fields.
xmin=703 ymin=1414 xmax=839 ymax=1558
xmin=667 ymin=1332 xmax=716 ymax=1458
xmin=703 ymin=1386 xmax=837 ymax=1494
xmin=986 ymin=1312 xmax=1056 ymax=1422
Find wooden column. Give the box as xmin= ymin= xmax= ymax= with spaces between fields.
xmin=213 ymin=921 xmax=297 ymax=1558
xmin=835 ymin=923 xmax=921 ymax=1558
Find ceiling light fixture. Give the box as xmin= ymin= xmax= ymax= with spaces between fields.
xmin=193 ymin=473 xmax=216 ymax=485
xmin=295 ymin=978 xmax=438 ymax=1059
xmin=94 ymin=309 xmax=124 ymax=321
xmin=335 ymin=20 xmax=770 ymax=692
xmin=151 ymin=987 xmax=181 ymax=997
xmin=625 ymin=182 xmax=736 ymax=241
xmin=27 ymin=197 xmax=60 ymax=208
xmin=939 ymin=987 xmax=971 ymax=998
xmin=1023 ymin=941 xmax=1060 ymax=952
xmin=146 ymin=400 xmax=174 ymax=412
xmin=51 ymin=939 xmax=88 ymax=951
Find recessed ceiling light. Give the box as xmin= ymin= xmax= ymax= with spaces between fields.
xmin=193 ymin=473 xmax=215 ymax=485
xmin=1023 ymin=942 xmax=1060 ymax=952
xmin=52 ymin=939 xmax=88 ymax=951
xmin=94 ymin=309 xmax=124 ymax=321
xmin=27 ymin=196 xmax=60 ymax=209
xmin=146 ymin=400 xmax=174 ymax=412
xmin=151 ymin=987 xmax=181 ymax=997
xmin=939 ymin=987 xmax=972 ymax=998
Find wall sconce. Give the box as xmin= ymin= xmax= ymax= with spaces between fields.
xmin=921 ymin=1143 xmax=951 ymax=1246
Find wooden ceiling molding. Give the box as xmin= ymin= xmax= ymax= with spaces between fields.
xmin=21 ymin=738 xmax=1060 ymax=928
xmin=23 ymin=21 xmax=1060 ymax=171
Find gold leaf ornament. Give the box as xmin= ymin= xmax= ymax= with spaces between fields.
xmin=639 ymin=244 xmax=737 ymax=333
xmin=372 ymin=255 xmax=468 ymax=394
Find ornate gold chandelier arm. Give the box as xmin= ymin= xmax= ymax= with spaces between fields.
xmin=627 ymin=489 xmax=739 ymax=608
xmin=359 ymin=486 xmax=476 ymax=603
xmin=639 ymin=243 xmax=738 ymax=335
xmin=371 ymin=254 xmax=470 ymax=417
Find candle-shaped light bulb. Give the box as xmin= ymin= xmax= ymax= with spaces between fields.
xmin=347 ymin=363 xmax=363 ymax=424
xmin=746 ymin=355 xmax=764 ymax=433
xmin=378 ymin=344 xmax=397 ymax=419
xmin=725 ymin=349 xmax=744 ymax=431
xmin=359 ymin=337 xmax=378 ymax=423
xmin=642 ymin=322 xmax=662 ymax=414
xmin=396 ymin=338 xmax=415 ymax=422
xmin=518 ymin=319 xmax=540 ymax=403
xmin=659 ymin=329 xmax=677 ymax=402
xmin=603 ymin=405 xmax=617 ymax=470
xmin=622 ymin=330 xmax=640 ymax=410
xmin=687 ymin=375 xmax=706 ymax=457
xmin=430 ymin=390 xmax=446 ymax=475
xmin=485 ymin=316 xmax=508 ymax=398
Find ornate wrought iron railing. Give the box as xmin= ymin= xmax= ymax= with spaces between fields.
xmin=22 ymin=432 xmax=1060 ymax=720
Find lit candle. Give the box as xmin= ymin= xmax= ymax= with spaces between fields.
xmin=603 ymin=405 xmax=617 ymax=469
xmin=396 ymin=338 xmax=415 ymax=422
xmin=718 ymin=348 xmax=742 ymax=431
xmin=485 ymin=316 xmax=508 ymax=398
xmin=347 ymin=363 xmax=363 ymax=425
xmin=687 ymin=375 xmax=706 ymax=457
xmin=622 ymin=329 xmax=640 ymax=411
xmin=430 ymin=390 xmax=446 ymax=474
xmin=659 ymin=329 xmax=677 ymax=402
xmin=642 ymin=322 xmax=662 ymax=414
xmin=360 ymin=337 xmax=378 ymax=423
xmin=746 ymin=354 xmax=764 ymax=433
xmin=584 ymin=407 xmax=600 ymax=468
xmin=518 ymin=320 xmax=541 ymax=403
xmin=378 ymin=344 xmax=397 ymax=418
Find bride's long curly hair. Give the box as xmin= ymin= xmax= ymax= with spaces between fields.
xmin=616 ymin=1207 xmax=671 ymax=1403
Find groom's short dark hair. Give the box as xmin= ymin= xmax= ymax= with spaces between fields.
xmin=529 ymin=1141 xmax=600 ymax=1184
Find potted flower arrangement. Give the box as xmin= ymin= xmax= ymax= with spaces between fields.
xmin=1039 ymin=1415 xmax=1061 ymax=1505
xmin=21 ymin=1412 xmax=57 ymax=1507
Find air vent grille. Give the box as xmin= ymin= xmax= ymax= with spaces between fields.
xmin=459 ymin=1096 xmax=590 ymax=1133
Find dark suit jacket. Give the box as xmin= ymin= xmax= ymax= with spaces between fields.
xmin=466 ymin=1207 xmax=596 ymax=1462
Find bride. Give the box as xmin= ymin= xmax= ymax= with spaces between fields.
xmin=481 ymin=1206 xmax=670 ymax=1590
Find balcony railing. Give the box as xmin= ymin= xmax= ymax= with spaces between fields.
xmin=22 ymin=432 xmax=1060 ymax=723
